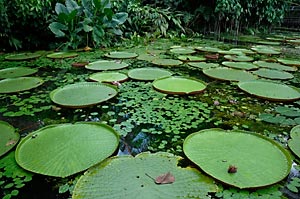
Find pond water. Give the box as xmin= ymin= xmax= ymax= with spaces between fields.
xmin=1 ymin=33 xmax=300 ymax=199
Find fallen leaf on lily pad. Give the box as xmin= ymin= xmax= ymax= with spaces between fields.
xmin=155 ymin=172 xmax=175 ymax=184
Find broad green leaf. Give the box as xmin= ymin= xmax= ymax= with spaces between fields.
xmin=0 ymin=121 xmax=19 ymax=157
xmin=49 ymin=22 xmax=67 ymax=37
xmin=55 ymin=3 xmax=68 ymax=15
xmin=65 ymin=0 xmax=80 ymax=13
xmin=288 ymin=125 xmax=300 ymax=159
xmin=0 ymin=77 xmax=43 ymax=94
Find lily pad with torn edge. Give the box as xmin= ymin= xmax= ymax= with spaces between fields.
xmin=15 ymin=122 xmax=119 ymax=177
xmin=50 ymin=82 xmax=118 ymax=108
xmin=152 ymin=76 xmax=206 ymax=95
xmin=72 ymin=152 xmax=217 ymax=199
xmin=0 ymin=77 xmax=44 ymax=93
xmin=0 ymin=121 xmax=19 ymax=157
xmin=288 ymin=125 xmax=300 ymax=159
xmin=128 ymin=67 xmax=172 ymax=81
xmin=183 ymin=128 xmax=292 ymax=189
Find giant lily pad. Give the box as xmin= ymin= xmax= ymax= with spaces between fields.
xmin=128 ymin=67 xmax=172 ymax=81
xmin=152 ymin=58 xmax=183 ymax=66
xmin=5 ymin=52 xmax=41 ymax=61
xmin=50 ymin=82 xmax=118 ymax=108
xmin=89 ymin=72 xmax=128 ymax=83
xmin=170 ymin=48 xmax=196 ymax=54
xmin=222 ymin=61 xmax=258 ymax=70
xmin=152 ymin=76 xmax=206 ymax=94
xmin=0 ymin=77 xmax=43 ymax=93
xmin=252 ymin=68 xmax=294 ymax=80
xmin=46 ymin=52 xmax=78 ymax=59
xmin=277 ymin=58 xmax=300 ymax=67
xmin=104 ymin=51 xmax=138 ymax=59
xmin=188 ymin=62 xmax=219 ymax=69
xmin=229 ymin=48 xmax=256 ymax=55
xmin=85 ymin=60 xmax=129 ymax=71
xmin=251 ymin=46 xmax=281 ymax=55
xmin=196 ymin=46 xmax=222 ymax=53
xmin=183 ymin=129 xmax=292 ymax=189
xmin=238 ymin=80 xmax=300 ymax=101
xmin=15 ymin=122 xmax=119 ymax=177
xmin=73 ymin=152 xmax=217 ymax=199
xmin=178 ymin=55 xmax=206 ymax=62
xmin=253 ymin=61 xmax=297 ymax=72
xmin=0 ymin=67 xmax=38 ymax=79
xmin=288 ymin=125 xmax=300 ymax=159
xmin=203 ymin=67 xmax=257 ymax=81
xmin=0 ymin=121 xmax=19 ymax=157
xmin=224 ymin=55 xmax=254 ymax=62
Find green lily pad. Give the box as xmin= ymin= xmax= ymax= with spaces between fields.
xmin=229 ymin=48 xmax=256 ymax=55
xmin=178 ymin=55 xmax=206 ymax=62
xmin=217 ymin=50 xmax=241 ymax=55
xmin=89 ymin=72 xmax=128 ymax=83
xmin=128 ymin=67 xmax=172 ymax=81
xmin=277 ymin=58 xmax=300 ymax=67
xmin=137 ymin=54 xmax=157 ymax=62
xmin=183 ymin=128 xmax=292 ymax=189
xmin=5 ymin=52 xmax=41 ymax=61
xmin=170 ymin=48 xmax=196 ymax=54
xmin=203 ymin=67 xmax=257 ymax=81
xmin=222 ymin=62 xmax=258 ymax=70
xmin=0 ymin=77 xmax=44 ymax=93
xmin=50 ymin=82 xmax=118 ymax=108
xmin=152 ymin=76 xmax=207 ymax=95
xmin=251 ymin=46 xmax=281 ymax=55
xmin=252 ymin=68 xmax=294 ymax=80
xmin=46 ymin=52 xmax=78 ymax=59
xmin=15 ymin=122 xmax=119 ymax=177
xmin=0 ymin=121 xmax=19 ymax=157
xmin=196 ymin=46 xmax=222 ymax=53
xmin=238 ymin=80 xmax=300 ymax=101
xmin=257 ymin=41 xmax=281 ymax=46
xmin=224 ymin=55 xmax=254 ymax=62
xmin=253 ymin=61 xmax=297 ymax=72
xmin=287 ymin=39 xmax=300 ymax=44
xmin=188 ymin=62 xmax=219 ymax=69
xmin=152 ymin=58 xmax=183 ymax=66
xmin=73 ymin=152 xmax=217 ymax=199
xmin=288 ymin=125 xmax=300 ymax=159
xmin=104 ymin=51 xmax=138 ymax=59
xmin=85 ymin=60 xmax=129 ymax=71
xmin=0 ymin=67 xmax=38 ymax=79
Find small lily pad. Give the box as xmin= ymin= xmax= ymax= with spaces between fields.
xmin=183 ymin=128 xmax=292 ymax=189
xmin=277 ymin=58 xmax=300 ymax=67
xmin=15 ymin=122 xmax=119 ymax=177
xmin=104 ymin=51 xmax=138 ymax=59
xmin=252 ymin=68 xmax=294 ymax=80
xmin=0 ymin=67 xmax=38 ymax=79
xmin=46 ymin=52 xmax=78 ymax=59
xmin=170 ymin=48 xmax=196 ymax=54
xmin=5 ymin=52 xmax=41 ymax=61
xmin=203 ymin=67 xmax=257 ymax=81
xmin=0 ymin=77 xmax=44 ymax=93
xmin=89 ymin=72 xmax=128 ymax=83
xmin=128 ymin=67 xmax=172 ymax=81
xmin=152 ymin=76 xmax=206 ymax=94
xmin=50 ymin=82 xmax=118 ymax=108
xmin=152 ymin=59 xmax=183 ymax=66
xmin=222 ymin=62 xmax=258 ymax=70
xmin=224 ymin=55 xmax=254 ymax=62
xmin=288 ymin=125 xmax=300 ymax=159
xmin=253 ymin=61 xmax=297 ymax=72
xmin=73 ymin=152 xmax=217 ymax=199
xmin=85 ymin=60 xmax=129 ymax=71
xmin=178 ymin=55 xmax=206 ymax=62
xmin=0 ymin=121 xmax=19 ymax=157
xmin=238 ymin=80 xmax=300 ymax=101
xmin=188 ymin=62 xmax=219 ymax=69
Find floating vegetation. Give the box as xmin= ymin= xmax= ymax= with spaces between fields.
xmin=89 ymin=72 xmax=128 ymax=83
xmin=0 ymin=77 xmax=44 ymax=94
xmin=85 ymin=60 xmax=129 ymax=71
xmin=203 ymin=67 xmax=257 ymax=81
xmin=5 ymin=52 xmax=42 ymax=61
xmin=0 ymin=67 xmax=38 ymax=79
xmin=127 ymin=67 xmax=172 ymax=81
xmin=46 ymin=52 xmax=78 ymax=59
xmin=104 ymin=51 xmax=138 ymax=59
xmin=0 ymin=121 xmax=19 ymax=156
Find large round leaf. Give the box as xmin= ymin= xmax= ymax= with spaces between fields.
xmin=89 ymin=72 xmax=128 ymax=83
xmin=128 ymin=67 xmax=172 ymax=81
xmin=5 ymin=52 xmax=41 ymax=61
xmin=153 ymin=76 xmax=207 ymax=95
xmin=0 ymin=77 xmax=43 ymax=93
xmin=170 ymin=48 xmax=196 ymax=54
xmin=238 ymin=80 xmax=300 ymax=101
xmin=73 ymin=152 xmax=217 ymax=199
xmin=203 ymin=67 xmax=257 ymax=81
xmin=152 ymin=58 xmax=183 ymax=66
xmin=288 ymin=125 xmax=300 ymax=159
xmin=188 ymin=62 xmax=219 ymax=69
xmin=46 ymin=52 xmax=78 ymax=59
xmin=222 ymin=61 xmax=258 ymax=70
xmin=50 ymin=82 xmax=118 ymax=108
xmin=277 ymin=58 xmax=300 ymax=67
xmin=178 ymin=55 xmax=206 ymax=62
xmin=196 ymin=46 xmax=222 ymax=53
xmin=15 ymin=122 xmax=119 ymax=177
xmin=253 ymin=61 xmax=297 ymax=72
xmin=85 ymin=60 xmax=129 ymax=71
xmin=224 ymin=55 xmax=253 ymax=62
xmin=183 ymin=129 xmax=292 ymax=189
xmin=0 ymin=121 xmax=19 ymax=157
xmin=229 ymin=48 xmax=256 ymax=55
xmin=0 ymin=67 xmax=38 ymax=79
xmin=251 ymin=46 xmax=281 ymax=55
xmin=252 ymin=68 xmax=294 ymax=80
xmin=104 ymin=51 xmax=138 ymax=59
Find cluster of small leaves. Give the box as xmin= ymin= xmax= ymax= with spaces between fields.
xmin=286 ymin=177 xmax=300 ymax=193
xmin=0 ymin=151 xmax=33 ymax=199
xmin=112 ymin=81 xmax=212 ymax=154
xmin=215 ymin=185 xmax=284 ymax=199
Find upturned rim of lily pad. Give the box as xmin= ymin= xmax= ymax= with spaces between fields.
xmin=0 ymin=77 xmax=44 ymax=93
xmin=152 ymin=76 xmax=207 ymax=95
xmin=15 ymin=122 xmax=119 ymax=177
xmin=50 ymin=82 xmax=118 ymax=108
xmin=0 ymin=120 xmax=19 ymax=157
xmin=183 ymin=128 xmax=292 ymax=189
xmin=104 ymin=51 xmax=138 ymax=59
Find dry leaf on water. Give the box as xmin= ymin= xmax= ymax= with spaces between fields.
xmin=155 ymin=172 xmax=175 ymax=184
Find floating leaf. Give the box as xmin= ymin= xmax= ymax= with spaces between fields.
xmin=46 ymin=52 xmax=78 ymax=59
xmin=224 ymin=55 xmax=254 ymax=62
xmin=104 ymin=51 xmax=138 ymax=59
xmin=152 ymin=58 xmax=183 ymax=66
xmin=50 ymin=82 xmax=118 ymax=108
xmin=170 ymin=48 xmax=196 ymax=54
xmin=252 ymin=68 xmax=294 ymax=80
xmin=196 ymin=46 xmax=222 ymax=53
xmin=15 ymin=122 xmax=119 ymax=177
xmin=183 ymin=128 xmax=292 ymax=189
xmin=0 ymin=121 xmax=19 ymax=157
xmin=222 ymin=61 xmax=258 ymax=70
xmin=85 ymin=60 xmax=129 ymax=71
xmin=277 ymin=58 xmax=300 ymax=67
xmin=0 ymin=77 xmax=43 ymax=93
xmin=288 ymin=125 xmax=300 ymax=159
xmin=128 ymin=67 xmax=172 ymax=81
xmin=5 ymin=52 xmax=41 ymax=61
xmin=73 ymin=152 xmax=217 ymax=199
xmin=89 ymin=72 xmax=128 ymax=83
xmin=178 ymin=55 xmax=206 ymax=62
xmin=188 ymin=62 xmax=219 ymax=69
xmin=229 ymin=48 xmax=256 ymax=55
xmin=203 ymin=67 xmax=257 ymax=81
xmin=251 ymin=46 xmax=281 ymax=55
xmin=253 ymin=61 xmax=297 ymax=72
xmin=0 ymin=67 xmax=38 ymax=79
